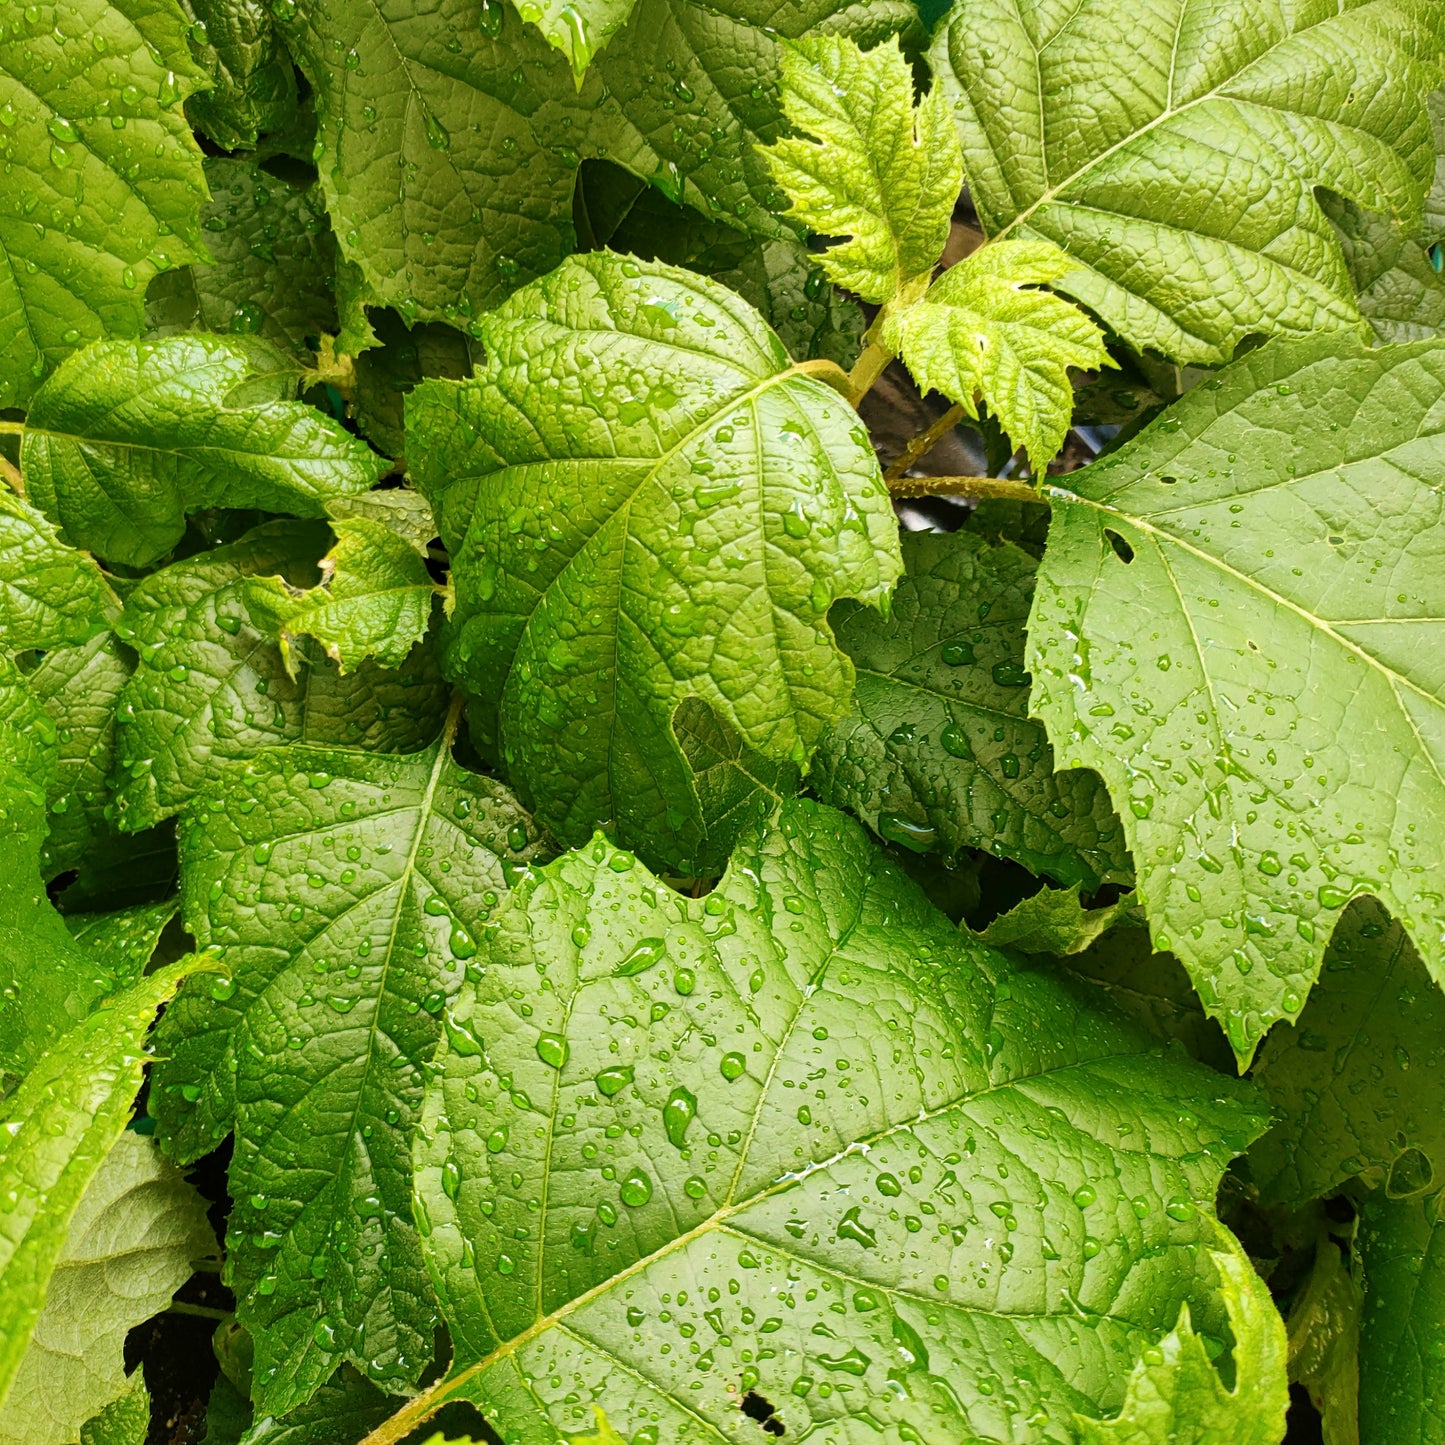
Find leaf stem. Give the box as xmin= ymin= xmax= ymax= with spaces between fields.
xmin=0 ymin=420 xmax=24 ymax=437
xmin=789 ymin=358 xmax=854 ymax=398
xmin=165 ymin=1302 xmax=232 ymax=1322
xmin=887 ymin=473 xmax=1049 ymax=504
xmin=0 ymin=454 xmax=21 ymax=496
xmin=883 ymin=403 xmax=968 ymax=482
xmin=846 ymin=338 xmax=893 ymax=405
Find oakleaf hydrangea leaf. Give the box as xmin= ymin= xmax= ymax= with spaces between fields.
xmin=0 ymin=491 xmax=112 ymax=655
xmin=243 ymin=515 xmax=439 ymax=673
xmin=931 ymin=0 xmax=1445 ymax=363
xmin=184 ymin=0 xmax=299 ymax=151
xmin=813 ymin=530 xmax=1129 ymax=887
xmin=226 ymin=1370 xmax=393 ymax=1444
xmin=979 ymin=884 xmax=1141 ymax=957
xmin=760 ymin=35 xmax=961 ymax=304
xmin=509 ymin=0 xmax=636 ymax=78
xmin=152 ymin=720 xmax=551 ymax=1413
xmin=323 ymin=489 xmax=438 ymax=556
xmin=882 ymin=240 xmax=1111 ymax=470
xmin=409 ymin=253 xmax=900 ymax=871
xmin=110 ymin=522 xmax=447 ymax=833
xmin=1027 ymin=336 xmax=1445 ymax=1060
xmin=406 ymin=800 xmax=1269 ymax=1442
xmin=22 ymin=336 xmax=387 ymax=568
xmin=0 ymin=1133 xmax=214 ymax=1445
xmin=79 ymin=1369 xmax=149 ymax=1445
xmin=0 ymin=0 xmax=209 ymax=408
xmin=1248 ymin=899 xmax=1445 ymax=1206
xmin=1073 ymin=1243 xmax=1288 ymax=1445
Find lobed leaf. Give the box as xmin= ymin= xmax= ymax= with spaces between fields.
xmin=979 ymin=883 xmax=1141 ymax=957
xmin=508 ymin=0 xmax=637 ymax=78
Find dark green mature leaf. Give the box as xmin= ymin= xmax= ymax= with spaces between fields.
xmin=110 ymin=522 xmax=447 ymax=833
xmin=813 ymin=530 xmax=1129 ymax=887
xmin=0 ymin=0 xmax=209 ymax=408
xmin=278 ymin=0 xmax=913 ymax=324
xmin=349 ymin=315 xmax=477 ymax=459
xmin=0 ymin=1133 xmax=214 ymax=1445
xmin=410 ymin=253 xmax=900 ymax=871
xmin=1028 ymin=337 xmax=1445 ymax=1060
xmin=0 ymin=959 xmax=201 ymax=1415
xmin=1357 ymin=1191 xmax=1445 ymax=1444
xmin=0 ymin=492 xmax=111 ymax=655
xmin=931 ymin=0 xmax=1445 ymax=363
xmin=147 ymin=157 xmax=338 ymax=361
xmin=22 ymin=336 xmax=387 ymax=568
xmin=406 ymin=799 xmax=1269 ymax=1441
xmin=1249 ymin=900 xmax=1445 ymax=1206
xmin=184 ymin=0 xmax=299 ymax=151
xmin=152 ymin=720 xmax=552 ymax=1413
xmin=233 ymin=1370 xmax=393 ymax=1444
xmin=79 ymin=1370 xmax=150 ymax=1445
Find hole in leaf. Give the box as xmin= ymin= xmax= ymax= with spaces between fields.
xmin=1387 ymin=1146 xmax=1434 ymax=1198
xmin=1105 ymin=529 xmax=1134 ymax=564
xmin=741 ymin=1391 xmax=785 ymax=1436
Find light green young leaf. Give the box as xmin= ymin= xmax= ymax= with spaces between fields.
xmin=979 ymin=883 xmax=1141 ymax=957
xmin=760 ymin=35 xmax=961 ymax=304
xmin=509 ymin=0 xmax=636 ymax=77
xmin=1286 ymin=1239 xmax=1360 ymax=1445
xmin=931 ymin=0 xmax=1445 ymax=364
xmin=882 ymin=240 xmax=1111 ymax=470
xmin=22 ymin=336 xmax=387 ymax=568
xmin=79 ymin=1368 xmax=150 ymax=1445
xmin=110 ymin=522 xmax=448 ymax=833
xmin=812 ymin=530 xmax=1129 ymax=887
xmin=1073 ymin=1242 xmax=1288 ymax=1445
xmin=65 ymin=901 xmax=179 ymax=989
xmin=243 ymin=515 xmax=439 ymax=673
xmin=1357 ymin=1191 xmax=1445 ymax=1444
xmin=1249 ymin=899 xmax=1445 ymax=1206
xmin=0 ymin=959 xmax=200 ymax=1414
xmin=146 ymin=157 xmax=339 ymax=362
xmin=0 ymin=1132 xmax=214 ymax=1445
xmin=409 ymin=253 xmax=899 ymax=872
xmin=0 ymin=492 xmax=111 ymax=656
xmin=183 ymin=0 xmax=299 ymax=151
xmin=404 ymin=800 xmax=1268 ymax=1441
xmin=0 ymin=0 xmax=209 ymax=409
xmin=1027 ymin=336 xmax=1445 ymax=1061
xmin=281 ymin=0 xmax=913 ymax=322
xmin=152 ymin=720 xmax=551 ymax=1413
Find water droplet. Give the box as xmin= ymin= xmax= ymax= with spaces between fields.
xmin=619 ymin=1168 xmax=653 ymax=1207
xmin=662 ymin=1086 xmax=697 ymax=1148
xmin=615 ymin=937 xmax=666 ymax=976
xmin=719 ymin=1052 xmax=745 ymax=1082
xmin=536 ymin=1033 xmax=568 ymax=1069
xmin=596 ymin=1066 xmax=633 ymax=1096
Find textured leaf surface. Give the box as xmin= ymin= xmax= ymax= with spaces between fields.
xmin=79 ymin=1369 xmax=149 ymax=1445
xmin=110 ymin=522 xmax=447 ymax=832
xmin=0 ymin=960 xmax=198 ymax=1414
xmin=813 ymin=530 xmax=1129 ymax=886
xmin=65 ymin=900 xmax=178 ymax=988
xmin=931 ymin=0 xmax=1445 ymax=363
xmin=1285 ymin=1240 xmax=1360 ymax=1445
xmin=1249 ymin=899 xmax=1445 ymax=1206
xmin=1073 ymin=1244 xmax=1288 ymax=1445
xmin=511 ymin=0 xmax=636 ymax=76
xmin=1357 ymin=1191 xmax=1445 ymax=1445
xmin=152 ymin=725 xmax=551 ymax=1412
xmin=0 ymin=0 xmax=209 ymax=407
xmin=1028 ymin=337 xmax=1445 ymax=1059
xmin=0 ymin=1132 xmax=213 ymax=1445
xmin=882 ymin=240 xmax=1110 ymax=469
xmin=761 ymin=35 xmax=960 ymax=304
xmin=185 ymin=0 xmax=299 ymax=150
xmin=0 ymin=492 xmax=111 ymax=656
xmin=22 ymin=336 xmax=387 ymax=568
xmin=410 ymin=253 xmax=899 ymax=870
xmin=234 ymin=1370 xmax=393 ymax=1444
xmin=279 ymin=0 xmax=912 ymax=322
xmin=411 ymin=799 xmax=1267 ymax=1441
xmin=979 ymin=884 xmax=1140 ymax=957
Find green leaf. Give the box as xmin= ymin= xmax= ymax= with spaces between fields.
xmin=0 ymin=1132 xmax=214 ymax=1445
xmin=280 ymin=0 xmax=914 ymax=323
xmin=146 ymin=157 xmax=339 ymax=362
xmin=979 ymin=883 xmax=1140 ymax=956
xmin=760 ymin=34 xmax=961 ymax=304
xmin=65 ymin=900 xmax=179 ymax=988
xmin=406 ymin=800 xmax=1268 ymax=1440
xmin=1027 ymin=336 xmax=1445 ymax=1060
xmin=109 ymin=521 xmax=448 ymax=833
xmin=410 ymin=253 xmax=900 ymax=871
xmin=1073 ymin=1241 xmax=1288 ymax=1445
xmin=812 ymin=530 xmax=1129 ymax=887
xmin=243 ymin=515 xmax=439 ymax=672
xmin=184 ymin=0 xmax=299 ymax=151
xmin=152 ymin=718 xmax=552 ymax=1412
xmin=234 ymin=1370 xmax=392 ymax=1445
xmin=349 ymin=315 xmax=477 ymax=459
xmin=509 ymin=0 xmax=635 ymax=78
xmin=930 ymin=0 xmax=1445 ymax=363
xmin=0 ymin=959 xmax=201 ymax=1415
xmin=22 ymin=336 xmax=387 ymax=568
xmin=1286 ymin=1238 xmax=1360 ymax=1445
xmin=80 ymin=1368 xmax=150 ymax=1445
xmin=322 ymin=489 xmax=438 ymax=556
xmin=0 ymin=0 xmax=209 ymax=408
xmin=882 ymin=240 xmax=1111 ymax=469
xmin=1249 ymin=900 xmax=1445 ymax=1206
xmin=0 ymin=491 xmax=111 ymax=656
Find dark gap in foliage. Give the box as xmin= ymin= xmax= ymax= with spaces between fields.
xmin=740 ymin=1390 xmax=785 ymax=1435
xmin=1105 ymin=528 xmax=1135 ymax=564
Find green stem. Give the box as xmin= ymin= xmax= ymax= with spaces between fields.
xmin=0 ymin=455 xmax=21 ymax=496
xmin=883 ymin=402 xmax=968 ymax=482
xmin=0 ymin=420 xmax=24 ymax=437
xmin=166 ymin=1302 xmax=232 ymax=1322
xmin=887 ymin=473 xmax=1049 ymax=504
xmin=846 ymin=338 xmax=892 ymax=405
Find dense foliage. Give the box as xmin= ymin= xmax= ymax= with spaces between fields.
xmin=3 ymin=1 xmax=1445 ymax=1442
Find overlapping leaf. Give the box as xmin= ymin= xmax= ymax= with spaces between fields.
xmin=409 ymin=252 xmax=900 ymax=870
xmin=510 ymin=0 xmax=636 ymax=77
xmin=406 ymin=799 xmax=1269 ymax=1441
xmin=931 ymin=0 xmax=1445 ymax=363
xmin=1028 ymin=337 xmax=1445 ymax=1059
xmin=152 ymin=725 xmax=551 ymax=1412
xmin=0 ymin=493 xmax=111 ymax=656
xmin=184 ymin=0 xmax=299 ymax=151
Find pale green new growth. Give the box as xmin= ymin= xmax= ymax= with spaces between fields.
xmin=1074 ymin=1245 xmax=1288 ymax=1445
xmin=931 ymin=0 xmax=1445 ymax=363
xmin=508 ymin=0 xmax=637 ymax=77
xmin=883 ymin=240 xmax=1111 ymax=469
xmin=761 ymin=35 xmax=962 ymax=304
xmin=0 ymin=1134 xmax=214 ymax=1445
